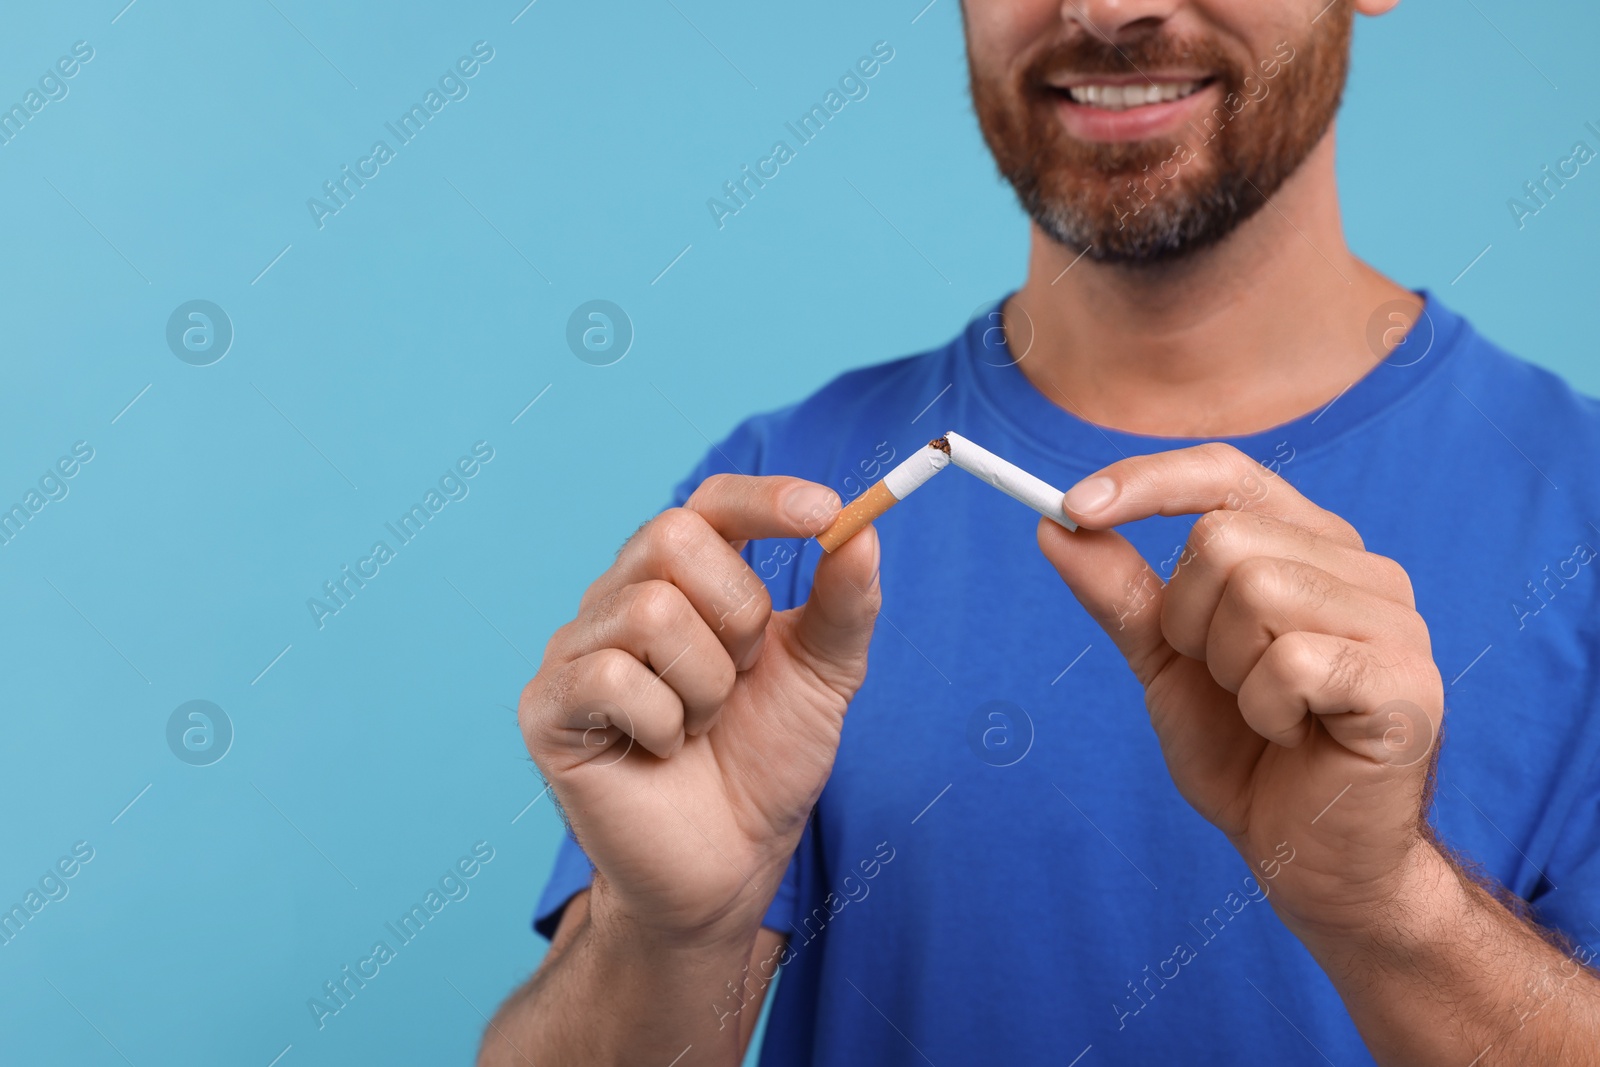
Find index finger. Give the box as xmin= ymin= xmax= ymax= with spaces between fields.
xmin=579 ymin=473 xmax=840 ymax=614
xmin=683 ymin=473 xmax=841 ymax=543
xmin=1058 ymin=442 xmax=1362 ymax=549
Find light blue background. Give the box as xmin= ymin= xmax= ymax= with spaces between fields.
xmin=0 ymin=1 xmax=1594 ymax=1064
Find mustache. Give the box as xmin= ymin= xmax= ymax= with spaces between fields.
xmin=1022 ymin=33 xmax=1241 ymax=87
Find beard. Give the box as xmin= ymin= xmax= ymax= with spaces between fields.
xmin=968 ymin=8 xmax=1354 ymax=264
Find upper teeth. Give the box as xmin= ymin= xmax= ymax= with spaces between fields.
xmin=1067 ymin=81 xmax=1199 ymax=109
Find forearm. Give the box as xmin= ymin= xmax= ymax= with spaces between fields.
xmin=479 ymin=886 xmax=760 ymax=1067
xmin=1290 ymin=841 xmax=1600 ymax=1066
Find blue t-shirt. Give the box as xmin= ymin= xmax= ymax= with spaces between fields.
xmin=534 ymin=293 xmax=1600 ymax=1066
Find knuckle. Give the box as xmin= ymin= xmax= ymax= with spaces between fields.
xmin=1373 ymin=553 xmax=1416 ymax=605
xmin=1270 ymin=631 xmax=1322 ymax=681
xmin=1331 ymin=515 xmax=1365 ymax=551
xmin=1407 ymin=657 xmax=1444 ymax=702
xmin=517 ymin=674 xmax=547 ymax=727
xmin=1398 ymin=606 xmax=1434 ymax=655
xmin=519 ymin=668 xmax=572 ymax=760
xmin=626 ymin=580 xmax=686 ymax=635
xmin=542 ymin=618 xmax=576 ymax=661
xmin=1361 ymin=590 xmax=1429 ymax=653
xmin=1230 ymin=554 xmax=1288 ymax=604
xmin=589 ymin=646 xmax=642 ymax=695
xmin=649 ymin=507 xmax=707 ymax=562
xmin=1307 ymin=511 xmax=1363 ymax=552
xmin=1289 ymin=560 xmax=1338 ymax=608
xmin=1236 ymin=555 xmax=1339 ymax=612
xmin=1321 ymin=640 xmax=1370 ymax=696
xmin=1198 ymin=441 xmax=1250 ymax=476
xmin=1187 ymin=510 xmax=1241 ymax=560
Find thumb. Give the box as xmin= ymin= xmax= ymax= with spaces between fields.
xmin=1036 ymin=517 xmax=1172 ymax=687
xmin=794 ymin=524 xmax=881 ymax=683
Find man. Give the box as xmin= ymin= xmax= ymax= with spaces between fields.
xmin=484 ymin=0 xmax=1600 ymax=1063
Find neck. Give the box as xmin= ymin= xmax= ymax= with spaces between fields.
xmin=1007 ymin=131 xmax=1416 ymax=438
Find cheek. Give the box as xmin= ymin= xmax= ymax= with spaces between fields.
xmin=1195 ymin=0 xmax=1305 ymax=60
xmin=963 ymin=0 xmax=1062 ymax=70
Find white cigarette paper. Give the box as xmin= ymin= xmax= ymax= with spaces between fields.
xmin=815 ymin=432 xmax=1077 ymax=552
xmin=943 ymin=431 xmax=1078 ymax=531
xmin=883 ymin=443 xmax=950 ymax=499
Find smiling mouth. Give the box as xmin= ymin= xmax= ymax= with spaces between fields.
xmin=1051 ymin=79 xmax=1213 ymax=111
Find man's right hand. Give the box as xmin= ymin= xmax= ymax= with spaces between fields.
xmin=518 ymin=473 xmax=881 ymax=947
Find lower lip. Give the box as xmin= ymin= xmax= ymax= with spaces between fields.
xmin=1051 ymin=83 xmax=1220 ymax=143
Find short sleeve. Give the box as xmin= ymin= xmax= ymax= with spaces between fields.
xmin=530 ymin=413 xmax=806 ymax=942
xmin=532 ymin=833 xmax=597 ymax=939
xmin=1529 ymin=769 xmax=1600 ymax=958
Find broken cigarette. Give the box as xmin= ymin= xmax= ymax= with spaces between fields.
xmin=814 ymin=432 xmax=1077 ymax=553
xmin=815 ymin=441 xmax=949 ymax=552
xmin=943 ymin=431 xmax=1078 ymax=534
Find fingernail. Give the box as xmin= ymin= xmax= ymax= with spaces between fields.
xmin=785 ymin=486 xmax=838 ymax=530
xmin=1062 ymin=475 xmax=1117 ymax=517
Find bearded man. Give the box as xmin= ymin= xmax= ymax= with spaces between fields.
xmin=483 ymin=1 xmax=1600 ymax=1063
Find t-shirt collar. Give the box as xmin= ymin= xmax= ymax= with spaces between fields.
xmin=956 ymin=289 xmax=1465 ymax=471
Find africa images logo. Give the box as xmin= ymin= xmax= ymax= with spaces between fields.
xmin=705 ymin=41 xmax=895 ymax=230
xmin=306 ymin=442 xmax=495 ymax=629
xmin=306 ymin=42 xmax=495 ymax=230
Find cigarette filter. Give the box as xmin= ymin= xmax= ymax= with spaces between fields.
xmin=816 ymin=442 xmax=950 ymax=552
xmin=943 ymin=431 xmax=1078 ymax=532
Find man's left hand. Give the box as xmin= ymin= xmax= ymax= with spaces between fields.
xmin=1037 ymin=442 xmax=1444 ymax=936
